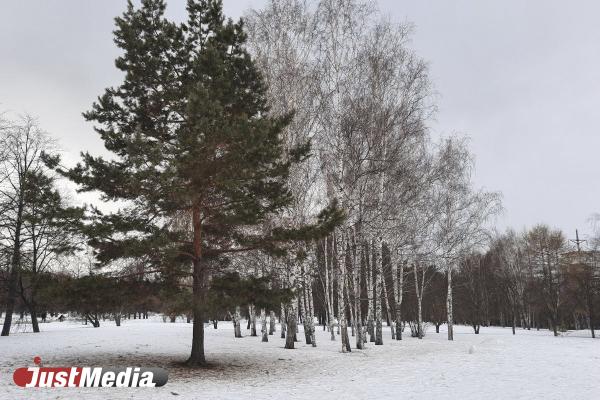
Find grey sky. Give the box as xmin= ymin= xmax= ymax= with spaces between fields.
xmin=1 ymin=0 xmax=598 ymax=240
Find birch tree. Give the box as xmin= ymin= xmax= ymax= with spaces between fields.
xmin=431 ymin=137 xmax=502 ymax=341
xmin=0 ymin=116 xmax=54 ymax=336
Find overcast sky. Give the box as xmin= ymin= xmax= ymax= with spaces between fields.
xmin=1 ymin=0 xmax=599 ymax=241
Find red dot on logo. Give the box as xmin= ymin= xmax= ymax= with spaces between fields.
xmin=33 ymin=356 xmax=41 ymax=365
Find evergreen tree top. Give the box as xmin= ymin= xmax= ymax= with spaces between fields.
xmin=56 ymin=0 xmax=342 ymax=264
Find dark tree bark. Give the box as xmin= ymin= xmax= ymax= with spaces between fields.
xmin=30 ymin=306 xmax=40 ymax=333
xmin=1 ymin=199 xmax=24 ymax=336
xmin=284 ymin=303 xmax=297 ymax=349
xmin=187 ymin=207 xmax=207 ymax=367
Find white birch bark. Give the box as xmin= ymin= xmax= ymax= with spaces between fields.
xmin=307 ymin=273 xmax=317 ymax=347
xmin=260 ymin=308 xmax=268 ymax=342
xmin=414 ymin=262 xmax=423 ymax=339
xmin=381 ymin=245 xmax=394 ymax=339
xmin=324 ymin=237 xmax=336 ymax=340
xmin=354 ymin=232 xmax=364 ymax=349
xmin=249 ymin=304 xmax=257 ymax=337
xmin=447 ymin=262 xmax=454 ymax=341
xmin=299 ymin=270 xmax=311 ymax=345
xmin=269 ymin=310 xmax=276 ymax=335
xmin=345 ymin=265 xmax=355 ymax=337
xmin=337 ymin=233 xmax=350 ymax=352
xmin=374 ymin=238 xmax=383 ymax=345
xmin=280 ymin=303 xmax=287 ymax=339
xmin=392 ymin=257 xmax=405 ymax=340
xmin=234 ymin=306 xmax=242 ymax=338
xmin=367 ymin=241 xmax=375 ymax=342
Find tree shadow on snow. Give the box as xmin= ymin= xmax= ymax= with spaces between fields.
xmin=39 ymin=351 xmax=294 ymax=383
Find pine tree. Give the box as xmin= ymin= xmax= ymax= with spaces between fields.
xmin=57 ymin=0 xmax=341 ymax=366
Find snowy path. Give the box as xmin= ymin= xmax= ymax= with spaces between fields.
xmin=0 ymin=318 xmax=598 ymax=399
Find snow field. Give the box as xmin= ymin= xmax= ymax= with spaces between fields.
xmin=0 ymin=318 xmax=598 ymax=400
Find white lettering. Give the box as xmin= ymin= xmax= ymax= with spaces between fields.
xmin=25 ymin=368 xmax=39 ymax=388
xmin=138 ymin=371 xmax=155 ymax=387
xmin=54 ymin=371 xmax=68 ymax=387
xmin=80 ymin=367 xmax=102 ymax=387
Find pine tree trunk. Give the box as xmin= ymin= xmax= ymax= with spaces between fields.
xmin=187 ymin=207 xmax=207 ymax=366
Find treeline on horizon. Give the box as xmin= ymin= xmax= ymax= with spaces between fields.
xmin=0 ymin=0 xmax=598 ymax=366
xmin=3 ymin=224 xmax=599 ymax=340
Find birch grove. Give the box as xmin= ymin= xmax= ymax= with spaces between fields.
xmin=243 ymin=0 xmax=501 ymax=350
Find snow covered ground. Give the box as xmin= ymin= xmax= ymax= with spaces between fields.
xmin=0 ymin=317 xmax=598 ymax=400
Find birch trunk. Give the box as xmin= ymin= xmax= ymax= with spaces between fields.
xmin=234 ymin=306 xmax=242 ymax=338
xmin=381 ymin=251 xmax=394 ymax=339
xmin=366 ymin=241 xmax=375 ymax=342
xmin=393 ymin=260 xmax=405 ymax=340
xmin=414 ymin=262 xmax=423 ymax=339
xmin=346 ymin=268 xmax=355 ymax=337
xmin=307 ymin=276 xmax=317 ymax=347
xmin=269 ymin=311 xmax=276 ymax=335
xmin=261 ymin=308 xmax=268 ymax=342
xmin=374 ymin=239 xmax=383 ymax=345
xmin=354 ymin=233 xmax=364 ymax=349
xmin=280 ymin=303 xmax=287 ymax=339
xmin=447 ymin=263 xmax=454 ymax=341
xmin=324 ymin=238 xmax=336 ymax=340
xmin=249 ymin=304 xmax=257 ymax=336
xmin=338 ymin=235 xmax=351 ymax=352
xmin=300 ymin=276 xmax=311 ymax=345
xmin=284 ymin=300 xmax=298 ymax=349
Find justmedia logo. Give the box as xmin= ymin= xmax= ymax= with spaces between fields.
xmin=13 ymin=357 xmax=168 ymax=388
